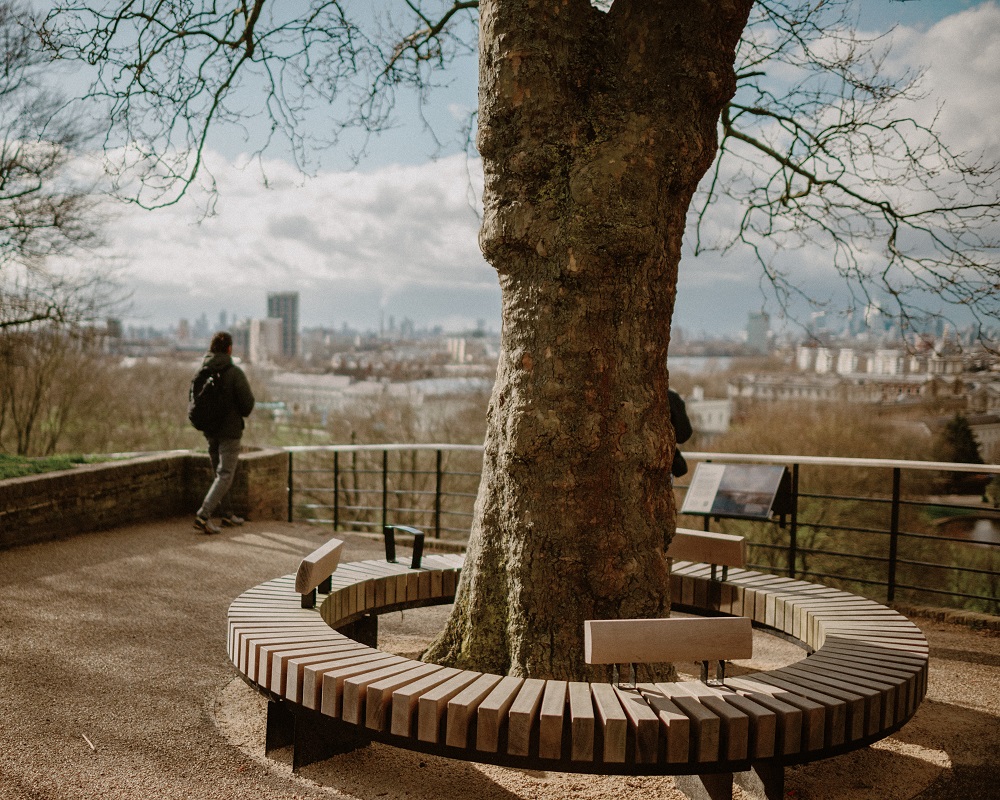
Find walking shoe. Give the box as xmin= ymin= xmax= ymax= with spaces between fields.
xmin=194 ymin=515 xmax=222 ymax=535
xmin=220 ymin=514 xmax=245 ymax=527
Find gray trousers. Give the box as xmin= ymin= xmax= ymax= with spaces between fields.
xmin=198 ymin=438 xmax=241 ymax=519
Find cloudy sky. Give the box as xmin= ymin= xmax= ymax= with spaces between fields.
xmin=96 ymin=1 xmax=999 ymax=338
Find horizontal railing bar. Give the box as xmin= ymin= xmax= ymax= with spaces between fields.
xmin=286 ymin=443 xmax=484 ymax=453
xmin=898 ymin=529 xmax=1000 ymax=548
xmin=894 ymin=582 xmax=999 ymax=604
xmin=789 ymin=568 xmax=889 ymax=589
xmin=687 ymin=450 xmax=1000 ymax=474
xmin=794 ymin=522 xmax=891 ymax=537
xmin=895 ymin=558 xmax=1000 ymax=577
xmin=794 ymin=547 xmax=888 ymax=564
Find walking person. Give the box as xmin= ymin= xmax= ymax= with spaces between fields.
xmin=192 ymin=331 xmax=255 ymax=535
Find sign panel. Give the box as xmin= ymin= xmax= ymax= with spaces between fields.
xmin=681 ymin=463 xmax=789 ymax=520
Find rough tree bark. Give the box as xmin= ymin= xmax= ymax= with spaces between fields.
xmin=424 ymin=0 xmax=753 ymax=679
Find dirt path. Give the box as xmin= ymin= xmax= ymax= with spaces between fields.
xmin=1 ymin=520 xmax=997 ymax=800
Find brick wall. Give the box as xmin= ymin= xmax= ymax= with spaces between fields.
xmin=0 ymin=449 xmax=289 ymax=550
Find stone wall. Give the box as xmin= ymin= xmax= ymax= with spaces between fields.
xmin=0 ymin=449 xmax=289 ymax=550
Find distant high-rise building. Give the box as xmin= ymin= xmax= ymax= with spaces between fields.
xmin=267 ymin=292 xmax=299 ymax=358
xmin=746 ymin=312 xmax=770 ymax=354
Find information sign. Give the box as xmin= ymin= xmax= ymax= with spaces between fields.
xmin=681 ymin=463 xmax=790 ymax=521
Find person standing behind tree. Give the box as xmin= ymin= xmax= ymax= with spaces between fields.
xmin=669 ymin=389 xmax=693 ymax=479
xmin=193 ymin=331 xmax=255 ymax=535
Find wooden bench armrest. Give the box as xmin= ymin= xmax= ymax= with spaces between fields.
xmin=584 ymin=616 xmax=753 ymax=665
xmin=295 ymin=537 xmax=345 ymax=595
xmin=383 ymin=525 xmax=425 ymax=569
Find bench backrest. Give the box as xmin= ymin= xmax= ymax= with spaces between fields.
xmin=584 ymin=616 xmax=753 ymax=665
xmin=667 ymin=528 xmax=746 ymax=568
xmin=294 ymin=537 xmax=344 ymax=594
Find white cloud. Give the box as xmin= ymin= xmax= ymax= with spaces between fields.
xmin=111 ymin=152 xmax=496 ymax=331
xmin=104 ymin=4 xmax=999 ymax=337
xmin=887 ymin=2 xmax=1000 ymax=155
xmin=674 ymin=3 xmax=1000 ymax=335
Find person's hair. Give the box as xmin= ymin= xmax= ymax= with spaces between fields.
xmin=210 ymin=331 xmax=233 ymax=353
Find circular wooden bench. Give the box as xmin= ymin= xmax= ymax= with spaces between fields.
xmin=227 ymin=541 xmax=928 ymax=799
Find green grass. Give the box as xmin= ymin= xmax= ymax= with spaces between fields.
xmin=0 ymin=453 xmax=102 ymax=480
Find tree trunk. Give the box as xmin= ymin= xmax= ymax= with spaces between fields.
xmin=425 ymin=0 xmax=752 ymax=679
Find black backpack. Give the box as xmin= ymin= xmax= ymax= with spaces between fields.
xmin=188 ymin=363 xmax=231 ymax=434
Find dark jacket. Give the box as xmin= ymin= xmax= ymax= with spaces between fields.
xmin=669 ymin=390 xmax=692 ymax=477
xmin=201 ymin=352 xmax=255 ymax=440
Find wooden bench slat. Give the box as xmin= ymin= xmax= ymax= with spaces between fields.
xmin=719 ymin=692 xmax=778 ymax=760
xmin=284 ymin=645 xmax=372 ymax=703
xmin=792 ymin=658 xmax=899 ymax=729
xmin=389 ymin=667 xmax=464 ymax=737
xmin=229 ymin=622 xmax=330 ymax=661
xmin=727 ymin=685 xmax=801 ymax=756
xmin=568 ymin=681 xmax=596 ymax=762
xmin=537 ymin=680 xmax=568 ymax=759
xmin=727 ymin=677 xmax=825 ymax=753
xmin=364 ymin=663 xmax=445 ymax=731
xmin=301 ymin=651 xmax=397 ymax=710
xmin=320 ymin=655 xmax=410 ymax=717
xmin=613 ymin=686 xmax=660 ymax=764
xmin=342 ymin=661 xmax=431 ymax=725
xmin=653 ymin=683 xmax=721 ymax=763
xmin=247 ymin=633 xmax=341 ymax=678
xmin=507 ymin=678 xmax=547 ymax=757
xmin=416 ymin=671 xmax=482 ymax=744
xmin=637 ymin=684 xmax=690 ymax=763
xmin=475 ymin=675 xmax=525 ymax=753
xmin=750 ymin=673 xmax=846 ymax=748
xmin=267 ymin=642 xmax=361 ymax=693
xmin=777 ymin=662 xmax=885 ymax=736
xmin=445 ymin=673 xmax=505 ymax=749
xmin=590 ymin=682 xmax=628 ymax=763
xmin=673 ymin=682 xmax=750 ymax=762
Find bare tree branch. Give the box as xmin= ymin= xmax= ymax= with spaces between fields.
xmin=691 ymin=0 xmax=1000 ymax=341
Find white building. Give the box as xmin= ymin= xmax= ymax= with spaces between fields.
xmin=869 ymin=349 xmax=904 ymax=376
xmin=836 ymin=348 xmax=860 ymax=375
xmin=814 ymin=347 xmax=836 ymax=374
xmin=249 ymin=318 xmax=284 ymax=364
xmin=686 ymin=387 xmax=732 ymax=436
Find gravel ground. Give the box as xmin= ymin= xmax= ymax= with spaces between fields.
xmin=1 ymin=519 xmax=998 ymax=800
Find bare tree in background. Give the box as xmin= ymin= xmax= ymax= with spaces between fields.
xmin=39 ymin=0 xmax=1000 ymax=678
xmin=0 ymin=0 xmax=116 ymax=332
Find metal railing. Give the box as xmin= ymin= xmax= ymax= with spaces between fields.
xmin=285 ymin=444 xmax=484 ymax=540
xmin=284 ymin=444 xmax=1000 ymax=616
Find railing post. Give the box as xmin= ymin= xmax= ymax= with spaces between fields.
xmin=287 ymin=451 xmax=294 ymax=523
xmin=434 ymin=449 xmax=443 ymax=539
xmin=788 ymin=463 xmax=799 ymax=579
xmin=333 ymin=451 xmax=340 ymax=531
xmin=887 ymin=467 xmax=901 ymax=603
xmin=382 ymin=449 xmax=389 ymax=532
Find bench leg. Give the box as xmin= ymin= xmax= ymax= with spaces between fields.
xmin=674 ymin=773 xmax=734 ymax=800
xmin=337 ymin=613 xmax=379 ymax=647
xmin=265 ymin=699 xmax=295 ymax=754
xmin=291 ymin=706 xmax=370 ymax=772
xmin=736 ymin=762 xmax=785 ymax=799
xmin=675 ymin=764 xmax=784 ymax=800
